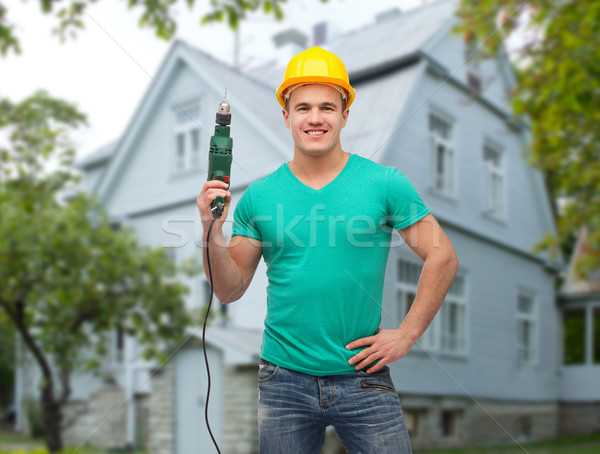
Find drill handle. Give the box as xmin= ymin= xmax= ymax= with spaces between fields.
xmin=209 ymin=173 xmax=229 ymax=220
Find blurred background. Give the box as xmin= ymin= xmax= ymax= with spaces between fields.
xmin=1 ymin=0 xmax=599 ymax=453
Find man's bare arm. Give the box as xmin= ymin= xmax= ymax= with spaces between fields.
xmin=197 ymin=181 xmax=262 ymax=304
xmin=346 ymin=213 xmax=458 ymax=372
xmin=396 ymin=213 xmax=458 ymax=342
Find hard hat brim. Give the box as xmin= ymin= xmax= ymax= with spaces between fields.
xmin=276 ymin=76 xmax=355 ymax=109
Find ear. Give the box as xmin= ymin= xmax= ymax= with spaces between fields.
xmin=341 ymin=108 xmax=349 ymax=128
xmin=282 ymin=108 xmax=290 ymax=129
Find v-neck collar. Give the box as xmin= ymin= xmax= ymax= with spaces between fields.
xmin=283 ymin=153 xmax=356 ymax=194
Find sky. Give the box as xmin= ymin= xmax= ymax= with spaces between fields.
xmin=0 ymin=0 xmax=433 ymax=161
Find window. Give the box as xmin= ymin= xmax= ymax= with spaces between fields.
xmin=563 ymin=308 xmax=586 ymax=365
xmin=440 ymin=276 xmax=467 ymax=354
xmin=441 ymin=410 xmax=461 ymax=437
xmin=173 ymin=102 xmax=202 ymax=172
xmin=563 ymin=306 xmax=600 ymax=365
xmin=467 ymin=72 xmax=482 ymax=95
xmin=483 ymin=143 xmax=505 ymax=218
xmin=428 ymin=112 xmax=455 ymax=195
xmin=517 ymin=292 xmax=537 ymax=366
xmin=397 ymin=259 xmax=431 ymax=348
xmin=108 ymin=326 xmax=124 ymax=364
xmin=115 ymin=326 xmax=124 ymax=363
xmin=403 ymin=410 xmax=420 ymax=438
xmin=397 ymin=258 xmax=466 ymax=354
xmin=465 ymin=38 xmax=482 ymax=95
xmin=517 ymin=416 xmax=533 ymax=443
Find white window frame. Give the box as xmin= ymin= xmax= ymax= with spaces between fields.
xmin=428 ymin=111 xmax=456 ymax=196
xmin=396 ymin=258 xmax=432 ymax=349
xmin=396 ymin=257 xmax=467 ymax=355
xmin=172 ymin=101 xmax=202 ymax=173
xmin=438 ymin=275 xmax=467 ymax=355
xmin=516 ymin=291 xmax=538 ymax=367
xmin=483 ymin=142 xmax=506 ymax=219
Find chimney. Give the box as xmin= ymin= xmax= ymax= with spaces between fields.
xmin=313 ymin=22 xmax=327 ymax=47
xmin=273 ymin=28 xmax=308 ymax=65
xmin=312 ymin=22 xmax=342 ymax=48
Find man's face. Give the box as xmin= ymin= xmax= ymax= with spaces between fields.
xmin=282 ymin=84 xmax=349 ymax=158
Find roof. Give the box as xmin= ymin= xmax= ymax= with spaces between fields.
xmin=76 ymin=0 xmax=460 ymax=192
xmin=330 ymin=0 xmax=459 ymax=77
xmin=76 ymin=139 xmax=118 ymax=169
xmin=560 ymin=226 xmax=600 ymax=297
xmin=246 ymin=0 xmax=459 ymax=86
xmin=343 ymin=60 xmax=423 ymax=162
xmin=204 ymin=326 xmax=262 ymax=366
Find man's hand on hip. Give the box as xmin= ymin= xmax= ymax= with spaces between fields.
xmin=346 ymin=329 xmax=417 ymax=374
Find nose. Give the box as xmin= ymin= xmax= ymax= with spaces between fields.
xmin=307 ymin=107 xmax=324 ymax=124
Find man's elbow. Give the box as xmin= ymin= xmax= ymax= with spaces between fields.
xmin=215 ymin=291 xmax=241 ymax=305
xmin=430 ymin=244 xmax=458 ymax=273
xmin=214 ymin=280 xmax=248 ymax=305
xmin=445 ymin=247 xmax=459 ymax=276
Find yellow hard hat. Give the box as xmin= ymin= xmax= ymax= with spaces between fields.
xmin=276 ymin=47 xmax=356 ymax=109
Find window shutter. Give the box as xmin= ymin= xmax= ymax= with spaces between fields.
xmin=429 ymin=135 xmax=437 ymax=188
xmin=446 ymin=146 xmax=454 ymax=194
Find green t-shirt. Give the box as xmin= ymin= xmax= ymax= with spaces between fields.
xmin=232 ymin=153 xmax=430 ymax=376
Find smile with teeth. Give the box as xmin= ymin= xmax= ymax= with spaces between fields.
xmin=306 ymin=130 xmax=326 ymax=135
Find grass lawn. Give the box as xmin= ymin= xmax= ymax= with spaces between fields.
xmin=0 ymin=432 xmax=146 ymax=454
xmin=420 ymin=433 xmax=600 ymax=454
xmin=1 ymin=432 xmax=599 ymax=453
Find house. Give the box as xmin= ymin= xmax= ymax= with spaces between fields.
xmin=17 ymin=0 xmax=596 ymax=452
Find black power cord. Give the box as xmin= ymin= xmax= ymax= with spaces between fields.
xmin=203 ymin=216 xmax=221 ymax=453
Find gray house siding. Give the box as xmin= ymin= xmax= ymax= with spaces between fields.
xmin=392 ymin=67 xmax=556 ymax=262
xmin=382 ymin=224 xmax=558 ymax=401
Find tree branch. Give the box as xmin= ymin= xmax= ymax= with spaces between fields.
xmin=11 ymin=299 xmax=56 ymax=400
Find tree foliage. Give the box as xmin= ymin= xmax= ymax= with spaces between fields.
xmin=454 ymin=0 xmax=600 ymax=277
xmin=0 ymin=0 xmax=330 ymax=56
xmin=0 ymin=90 xmax=196 ymax=451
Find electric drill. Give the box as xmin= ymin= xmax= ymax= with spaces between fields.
xmin=207 ymin=96 xmax=232 ymax=220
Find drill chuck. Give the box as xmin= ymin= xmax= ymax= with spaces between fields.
xmin=216 ymin=102 xmax=231 ymax=126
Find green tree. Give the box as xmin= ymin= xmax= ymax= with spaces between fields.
xmin=0 ymin=316 xmax=15 ymax=412
xmin=0 ymin=0 xmax=300 ymax=56
xmin=0 ymin=91 xmax=196 ymax=452
xmin=453 ymin=0 xmax=600 ymax=277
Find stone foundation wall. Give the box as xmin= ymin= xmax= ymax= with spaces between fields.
xmin=559 ymin=401 xmax=600 ymax=436
xmin=62 ymin=385 xmax=127 ymax=449
xmin=223 ymin=365 xmax=259 ymax=454
xmin=147 ymin=361 xmax=175 ymax=454
xmin=400 ymin=395 xmax=559 ymax=451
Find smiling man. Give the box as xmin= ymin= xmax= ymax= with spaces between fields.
xmin=197 ymin=47 xmax=459 ymax=453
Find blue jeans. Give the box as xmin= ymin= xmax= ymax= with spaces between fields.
xmin=258 ymin=359 xmax=412 ymax=453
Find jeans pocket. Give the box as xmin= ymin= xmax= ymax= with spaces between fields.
xmin=258 ymin=359 xmax=280 ymax=383
xmin=360 ymin=381 xmax=397 ymax=394
xmin=358 ymin=366 xmax=397 ymax=394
